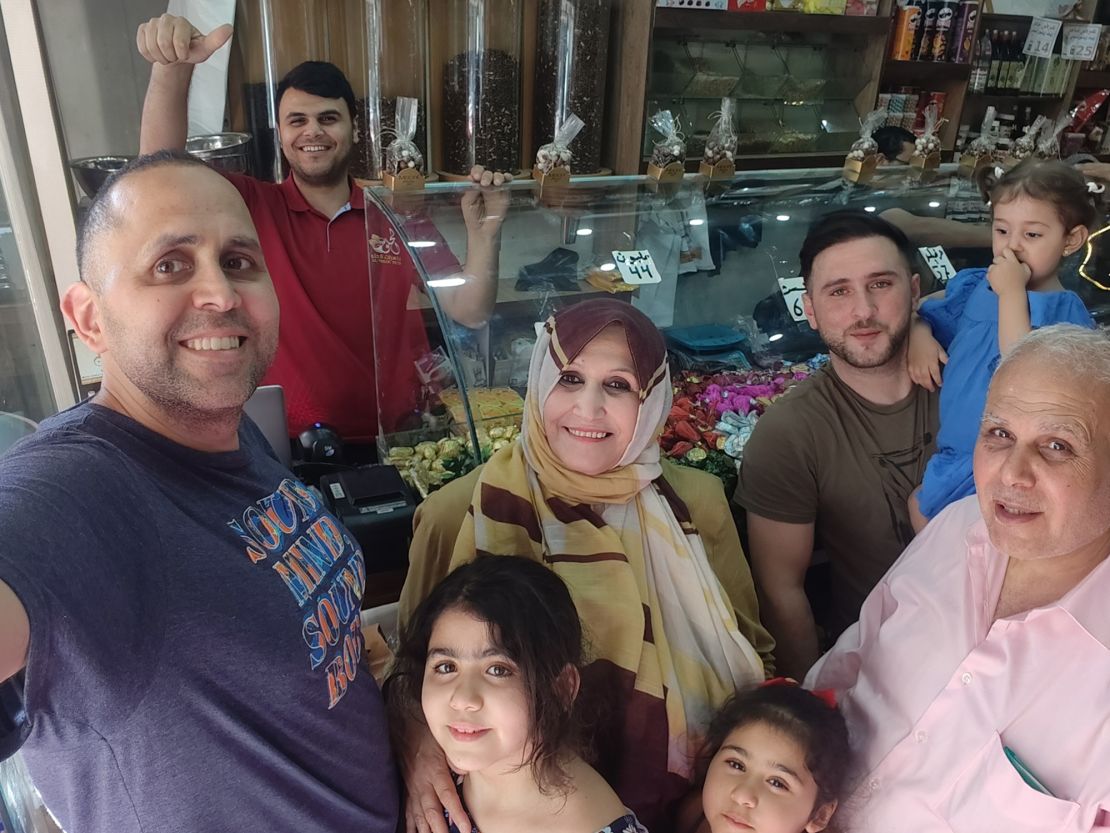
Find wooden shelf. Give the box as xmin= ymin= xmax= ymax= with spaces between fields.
xmin=981 ymin=11 xmax=1093 ymax=24
xmin=966 ymin=92 xmax=1066 ymax=102
xmin=979 ymin=12 xmax=1037 ymax=26
xmin=1077 ymin=69 xmax=1110 ymax=88
xmin=733 ymin=151 xmax=849 ymax=169
xmin=653 ymin=7 xmax=891 ymax=36
xmin=883 ymin=60 xmax=972 ymax=82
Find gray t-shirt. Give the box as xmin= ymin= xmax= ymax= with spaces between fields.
xmin=0 ymin=403 xmax=397 ymax=832
xmin=734 ymin=365 xmax=939 ymax=636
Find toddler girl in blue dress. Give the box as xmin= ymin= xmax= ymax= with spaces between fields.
xmin=908 ymin=160 xmax=1098 ymax=529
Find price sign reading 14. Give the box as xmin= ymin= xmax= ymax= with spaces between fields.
xmin=1023 ymin=17 xmax=1063 ymax=59
xmin=612 ymin=250 xmax=663 ymax=285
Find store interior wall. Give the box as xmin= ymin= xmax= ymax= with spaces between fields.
xmin=36 ymin=0 xmax=166 ymax=160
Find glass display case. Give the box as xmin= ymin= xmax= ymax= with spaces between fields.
xmin=436 ymin=0 xmax=524 ymax=177
xmin=533 ymin=0 xmax=614 ymax=175
xmin=365 ymin=165 xmax=1107 ymax=497
xmin=645 ymin=30 xmax=880 ymax=163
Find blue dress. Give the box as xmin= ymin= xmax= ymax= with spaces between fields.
xmin=915 ymin=267 xmax=1094 ymax=518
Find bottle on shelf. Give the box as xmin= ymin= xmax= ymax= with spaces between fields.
xmin=1006 ymin=30 xmax=1025 ymax=94
xmin=985 ymin=30 xmax=1004 ymax=93
xmin=998 ymin=30 xmax=1016 ymax=94
xmin=1020 ymin=54 xmax=1038 ymax=95
xmin=969 ymin=30 xmax=991 ymax=92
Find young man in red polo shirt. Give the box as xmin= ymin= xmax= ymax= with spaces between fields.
xmin=136 ymin=14 xmax=509 ymax=443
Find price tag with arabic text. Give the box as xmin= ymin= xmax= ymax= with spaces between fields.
xmin=1023 ymin=17 xmax=1063 ymax=58
xmin=919 ymin=246 xmax=957 ymax=286
xmin=1062 ymin=22 xmax=1102 ymax=61
xmin=612 ymin=250 xmax=663 ymax=285
xmin=777 ymin=276 xmax=808 ymax=323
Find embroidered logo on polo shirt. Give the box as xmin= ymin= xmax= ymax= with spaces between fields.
xmin=369 ymin=228 xmax=403 ymax=267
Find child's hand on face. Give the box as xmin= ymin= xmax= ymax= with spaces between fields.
xmin=987 ymin=248 xmax=1032 ymax=297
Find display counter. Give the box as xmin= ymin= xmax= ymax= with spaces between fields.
xmin=365 ymin=166 xmax=1108 ymax=496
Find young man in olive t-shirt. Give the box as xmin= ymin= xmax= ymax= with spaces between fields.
xmin=735 ymin=211 xmax=939 ymax=680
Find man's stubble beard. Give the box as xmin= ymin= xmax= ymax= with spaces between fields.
xmin=821 ymin=310 xmax=912 ymax=370
xmin=103 ymin=309 xmax=277 ymax=426
xmin=286 ymin=142 xmax=356 ymax=189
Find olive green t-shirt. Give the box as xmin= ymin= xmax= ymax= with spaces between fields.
xmin=734 ymin=365 xmax=939 ymax=636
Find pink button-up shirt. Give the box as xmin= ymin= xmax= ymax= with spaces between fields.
xmin=807 ymin=495 xmax=1110 ymax=832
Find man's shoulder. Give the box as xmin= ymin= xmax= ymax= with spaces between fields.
xmin=2 ymin=406 xmax=138 ymax=486
xmin=221 ymin=172 xmax=289 ymax=213
xmin=0 ymin=407 xmax=149 ymax=539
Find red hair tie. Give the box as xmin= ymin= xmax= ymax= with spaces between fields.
xmin=760 ymin=676 xmax=838 ymax=709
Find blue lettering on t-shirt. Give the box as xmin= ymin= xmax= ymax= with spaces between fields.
xmin=227 ymin=478 xmax=367 ymax=707
xmin=227 ymin=479 xmax=322 ymax=563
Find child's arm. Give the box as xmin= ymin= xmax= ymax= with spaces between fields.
xmin=908 ymin=313 xmax=948 ymax=392
xmin=987 ymin=249 xmax=1032 ymax=353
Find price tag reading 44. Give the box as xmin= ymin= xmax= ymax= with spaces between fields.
xmin=612 ymin=250 xmax=663 ymax=285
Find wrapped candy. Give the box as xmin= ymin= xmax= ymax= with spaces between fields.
xmin=842 ymin=108 xmax=887 ymax=184
xmin=700 ymin=98 xmax=738 ymax=181
xmin=383 ymin=97 xmax=425 ymax=191
xmin=910 ymin=102 xmax=945 ymax=180
xmin=959 ymin=106 xmax=998 ymax=179
xmin=647 ymin=109 xmax=686 ymax=183
xmin=1004 ymin=114 xmax=1047 ymax=168
xmin=533 ymin=112 xmax=585 ymax=185
xmin=1035 ymin=110 xmax=1076 ymax=160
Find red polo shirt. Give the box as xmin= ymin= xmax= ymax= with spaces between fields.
xmin=227 ymin=174 xmax=458 ymax=442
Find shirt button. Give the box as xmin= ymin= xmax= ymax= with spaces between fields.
xmin=961 ymin=672 xmax=973 ymax=686
xmin=869 ymin=778 xmax=881 ymax=791
xmin=915 ymin=730 xmax=928 ymax=743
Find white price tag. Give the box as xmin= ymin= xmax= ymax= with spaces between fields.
xmin=777 ymin=276 xmax=808 ymax=323
xmin=918 ymin=246 xmax=957 ymax=286
xmin=1062 ymin=22 xmax=1103 ymax=61
xmin=1023 ymin=18 xmax=1063 ymax=59
xmin=612 ymin=250 xmax=663 ymax=285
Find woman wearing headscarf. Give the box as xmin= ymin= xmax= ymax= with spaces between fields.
xmin=397 ymin=299 xmax=773 ymax=832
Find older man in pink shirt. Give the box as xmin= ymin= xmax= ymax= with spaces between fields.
xmin=808 ymin=324 xmax=1110 ymax=833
